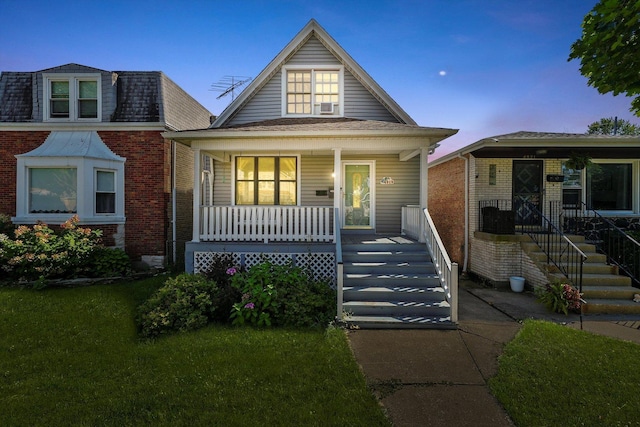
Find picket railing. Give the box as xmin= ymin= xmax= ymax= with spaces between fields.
xmin=201 ymin=206 xmax=334 ymax=243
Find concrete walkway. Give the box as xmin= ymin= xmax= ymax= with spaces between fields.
xmin=347 ymin=279 xmax=640 ymax=427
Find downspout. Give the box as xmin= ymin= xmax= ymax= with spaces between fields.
xmin=171 ymin=140 xmax=177 ymax=264
xmin=458 ymin=153 xmax=469 ymax=272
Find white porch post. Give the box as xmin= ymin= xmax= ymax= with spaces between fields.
xmin=192 ymin=148 xmax=201 ymax=242
xmin=419 ymin=147 xmax=428 ymax=243
xmin=332 ymin=148 xmax=342 ymax=242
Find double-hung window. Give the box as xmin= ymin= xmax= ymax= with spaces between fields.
xmin=235 ymin=156 xmax=297 ymax=205
xmin=44 ymin=74 xmax=101 ymax=121
xmin=283 ymin=67 xmax=343 ymax=116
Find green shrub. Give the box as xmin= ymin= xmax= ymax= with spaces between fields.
xmin=535 ymin=282 xmax=582 ymax=315
xmin=199 ymin=254 xmax=242 ymax=323
xmin=230 ymin=260 xmax=336 ymax=328
xmin=137 ymin=273 xmax=219 ymax=338
xmin=0 ymin=213 xmax=15 ymax=236
xmin=87 ymin=247 xmax=131 ymax=277
xmin=0 ymin=216 xmax=102 ymax=285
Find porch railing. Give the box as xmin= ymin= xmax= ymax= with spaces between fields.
xmin=334 ymin=207 xmax=344 ymax=320
xmin=401 ymin=205 xmax=422 ymax=240
xmin=519 ymin=200 xmax=586 ymax=291
xmin=562 ymin=201 xmax=640 ymax=287
xmin=200 ymin=206 xmax=334 ymax=243
xmin=422 ymin=208 xmax=458 ymax=323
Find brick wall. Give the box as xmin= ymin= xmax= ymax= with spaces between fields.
xmin=428 ymin=155 xmax=466 ymax=265
xmin=0 ymin=130 xmax=179 ymax=263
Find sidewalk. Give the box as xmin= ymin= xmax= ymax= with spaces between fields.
xmin=347 ymin=279 xmax=640 ymax=427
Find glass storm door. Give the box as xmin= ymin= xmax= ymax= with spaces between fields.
xmin=513 ymin=160 xmax=543 ymax=226
xmin=342 ymin=162 xmax=374 ymax=228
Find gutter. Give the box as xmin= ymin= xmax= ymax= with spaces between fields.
xmin=171 ymin=140 xmax=177 ymax=264
xmin=458 ymin=153 xmax=469 ymax=272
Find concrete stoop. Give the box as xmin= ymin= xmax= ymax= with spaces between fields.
xmin=522 ymin=234 xmax=640 ymax=315
xmin=341 ymin=242 xmax=455 ymax=329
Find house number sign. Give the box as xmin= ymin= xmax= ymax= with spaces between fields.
xmin=379 ymin=177 xmax=394 ymax=184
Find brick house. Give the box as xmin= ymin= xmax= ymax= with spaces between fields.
xmin=429 ymin=132 xmax=640 ymax=314
xmin=0 ymin=64 xmax=212 ymax=267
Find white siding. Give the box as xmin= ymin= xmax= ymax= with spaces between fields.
xmin=212 ymin=159 xmax=232 ymax=205
xmin=343 ymin=154 xmax=420 ymax=233
xmin=300 ymin=155 xmax=334 ymax=207
xmin=227 ymin=35 xmax=398 ymax=126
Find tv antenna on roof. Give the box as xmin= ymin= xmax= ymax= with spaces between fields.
xmin=210 ymin=75 xmax=252 ymax=101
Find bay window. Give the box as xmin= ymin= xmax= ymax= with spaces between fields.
xmin=235 ymin=156 xmax=297 ymax=205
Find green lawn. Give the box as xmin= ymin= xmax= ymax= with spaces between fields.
xmin=490 ymin=319 xmax=640 ymax=427
xmin=0 ymin=277 xmax=389 ymax=426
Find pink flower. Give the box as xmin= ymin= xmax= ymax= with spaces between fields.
xmin=226 ymin=267 xmax=237 ymax=275
xmin=244 ymin=302 xmax=255 ymax=310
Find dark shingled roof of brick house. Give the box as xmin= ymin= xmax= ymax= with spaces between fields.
xmin=0 ymin=65 xmax=212 ymax=130
xmin=0 ymin=72 xmax=33 ymax=122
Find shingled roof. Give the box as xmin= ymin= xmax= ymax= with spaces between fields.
xmin=0 ymin=64 xmax=212 ymax=130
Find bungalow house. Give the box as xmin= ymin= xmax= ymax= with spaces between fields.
xmin=0 ymin=64 xmax=212 ymax=268
xmin=428 ymin=131 xmax=640 ymax=314
xmin=164 ymin=19 xmax=460 ymax=328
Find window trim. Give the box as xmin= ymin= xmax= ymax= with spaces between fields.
xmin=43 ymin=73 xmax=102 ymax=122
xmin=281 ymin=65 xmax=344 ymax=117
xmin=14 ymin=157 xmax=124 ymax=224
xmin=585 ymin=160 xmax=636 ymax=214
xmin=231 ymin=154 xmax=301 ymax=206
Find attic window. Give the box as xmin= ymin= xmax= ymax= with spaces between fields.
xmin=44 ymin=73 xmax=101 ymax=121
xmin=284 ymin=67 xmax=343 ymax=116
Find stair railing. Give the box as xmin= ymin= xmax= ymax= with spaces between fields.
xmin=422 ymin=208 xmax=458 ymax=323
xmin=334 ymin=208 xmax=344 ymax=319
xmin=562 ymin=201 xmax=640 ymax=287
xmin=518 ymin=199 xmax=586 ymax=293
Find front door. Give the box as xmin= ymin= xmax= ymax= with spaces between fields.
xmin=513 ymin=160 xmax=543 ymax=226
xmin=342 ymin=161 xmax=374 ymax=228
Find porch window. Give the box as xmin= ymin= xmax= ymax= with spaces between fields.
xmin=586 ymin=163 xmax=632 ymax=211
xmin=235 ymin=156 xmax=297 ymax=205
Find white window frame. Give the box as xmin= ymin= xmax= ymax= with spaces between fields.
xmin=95 ymin=169 xmax=117 ymax=215
xmin=231 ymin=154 xmax=301 ymax=206
xmin=281 ymin=66 xmax=344 ymax=117
xmin=583 ymin=160 xmax=638 ymax=215
xmin=14 ymin=157 xmax=124 ymax=224
xmin=43 ymin=73 xmax=102 ymax=122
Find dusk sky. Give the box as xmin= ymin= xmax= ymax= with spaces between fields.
xmin=2 ymin=0 xmax=637 ymax=159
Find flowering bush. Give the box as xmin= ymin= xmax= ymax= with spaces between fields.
xmin=229 ymin=260 xmax=336 ymax=328
xmin=536 ymin=282 xmax=582 ymax=315
xmin=230 ymin=263 xmax=276 ymax=326
xmin=199 ymin=254 xmax=242 ymax=323
xmin=0 ymin=216 xmax=103 ymax=285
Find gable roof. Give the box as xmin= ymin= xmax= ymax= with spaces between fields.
xmin=211 ymin=19 xmax=416 ymax=128
xmin=429 ymin=130 xmax=640 ymax=167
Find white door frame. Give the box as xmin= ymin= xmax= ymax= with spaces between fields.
xmin=341 ymin=160 xmax=375 ymax=229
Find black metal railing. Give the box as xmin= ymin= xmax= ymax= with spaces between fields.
xmin=478 ymin=199 xmax=515 ymax=234
xmin=519 ymin=200 xmax=586 ymax=291
xmin=562 ymin=201 xmax=640 ymax=287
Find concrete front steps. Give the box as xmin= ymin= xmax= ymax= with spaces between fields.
xmin=522 ymin=235 xmax=640 ymax=315
xmin=341 ymin=241 xmax=455 ymax=329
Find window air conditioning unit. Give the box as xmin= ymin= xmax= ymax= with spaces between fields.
xmin=319 ymin=102 xmax=334 ymax=114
